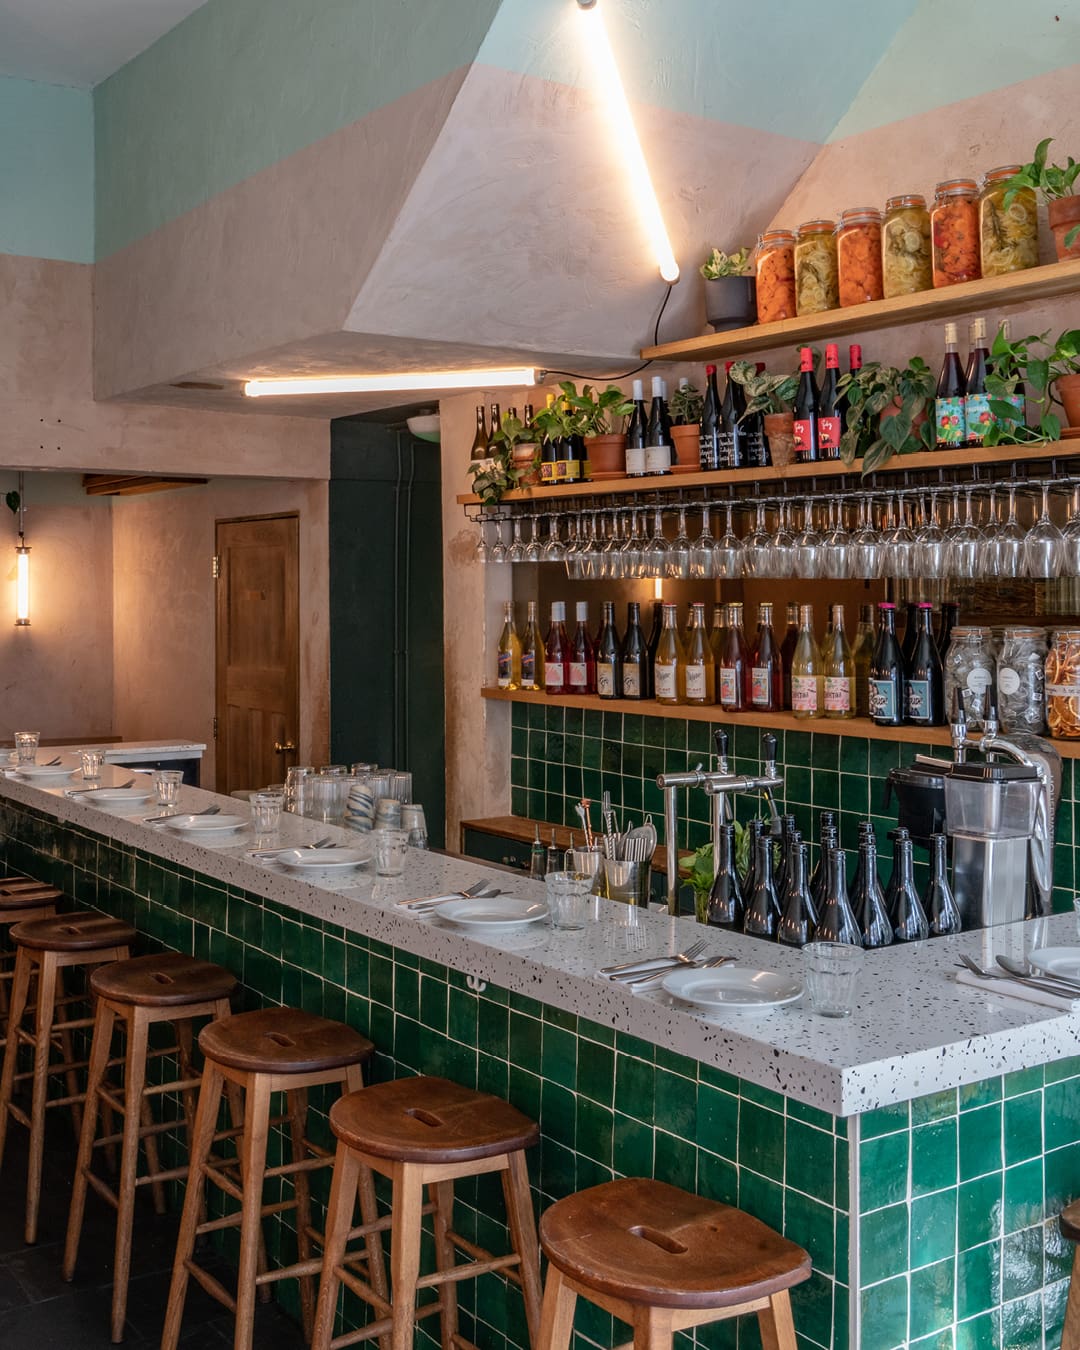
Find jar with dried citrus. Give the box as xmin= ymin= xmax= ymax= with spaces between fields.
xmin=979 ymin=165 xmax=1039 ymax=276
xmin=931 ymin=179 xmax=981 ymax=286
xmin=794 ymin=219 xmax=838 ymax=316
xmin=882 ymin=194 xmax=932 ymax=297
xmin=755 ymin=230 xmax=797 ymax=323
xmin=1046 ymin=630 xmax=1080 ymax=740
xmin=837 ymin=208 xmax=883 ymax=307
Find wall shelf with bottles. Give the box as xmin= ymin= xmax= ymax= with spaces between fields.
xmin=640 ymin=257 xmax=1080 ymax=363
xmin=481 ymin=685 xmax=1080 ymax=758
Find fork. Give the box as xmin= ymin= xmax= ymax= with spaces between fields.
xmin=602 ymin=938 xmax=707 ymax=979
xmin=144 ymin=804 xmax=221 ymax=825
xmin=249 ymin=836 xmax=334 ymax=858
xmin=958 ymin=953 xmax=1078 ymax=999
xmin=624 ymin=953 xmax=734 ymax=989
xmin=404 ymin=883 xmax=502 ymax=912
xmin=68 ymin=778 xmax=135 ymax=795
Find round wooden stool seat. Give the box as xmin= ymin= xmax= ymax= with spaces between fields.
xmin=90 ymin=953 xmax=237 ymax=1007
xmin=9 ymin=911 xmax=136 ymax=952
xmin=0 ymin=885 xmax=62 ymax=909
xmin=198 ymin=1006 xmax=373 ymax=1075
xmin=1061 ymin=1199 xmax=1080 ymax=1243
xmin=540 ymin=1178 xmax=811 ymax=1311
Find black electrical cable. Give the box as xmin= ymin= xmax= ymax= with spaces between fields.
xmin=537 ymin=280 xmax=674 ymax=384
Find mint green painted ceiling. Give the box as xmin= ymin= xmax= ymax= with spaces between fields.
xmin=0 ymin=76 xmax=92 ymax=262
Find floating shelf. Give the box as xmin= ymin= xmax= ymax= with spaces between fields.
xmin=641 ymin=257 xmax=1080 ymax=362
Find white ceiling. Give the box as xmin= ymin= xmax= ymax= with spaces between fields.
xmin=0 ymin=0 xmax=208 ymax=87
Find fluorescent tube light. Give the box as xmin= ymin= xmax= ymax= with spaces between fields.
xmin=15 ymin=542 xmax=29 ymax=626
xmin=243 ymin=368 xmax=538 ymax=398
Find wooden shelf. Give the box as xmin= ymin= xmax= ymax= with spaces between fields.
xmin=481 ymin=686 xmax=1080 ymax=759
xmin=456 ymin=441 xmax=1078 ymax=506
xmin=641 ymin=257 xmax=1080 ymax=362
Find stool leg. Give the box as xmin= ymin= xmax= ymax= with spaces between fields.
xmin=1063 ymin=1247 xmax=1080 ymax=1350
xmin=634 ymin=1306 xmax=673 ymax=1350
xmin=356 ymin=1156 xmax=390 ymax=1350
xmin=311 ymin=1141 xmax=362 ymax=1350
xmin=176 ymin=1016 xmax=201 ymax=1154
xmin=536 ymin=1267 xmax=577 ymax=1350
xmin=0 ymin=946 xmax=31 ymax=1168
xmin=502 ymin=1150 xmax=543 ymax=1345
xmin=62 ymin=997 xmax=115 ymax=1282
xmin=161 ymin=1062 xmax=225 ymax=1350
xmin=758 ymin=1290 xmax=798 ymax=1350
xmin=430 ymin=1180 xmax=459 ymax=1350
xmin=26 ymin=949 xmax=60 ymax=1243
xmin=110 ymin=1006 xmax=152 ymax=1342
xmin=53 ymin=966 xmax=83 ymax=1139
xmin=285 ymin=1086 xmax=317 ymax=1341
xmin=233 ymin=1073 xmax=271 ymax=1350
xmin=389 ymin=1162 xmax=425 ymax=1350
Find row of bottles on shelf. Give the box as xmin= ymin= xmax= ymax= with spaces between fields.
xmin=496 ymin=596 xmax=958 ymax=726
xmin=718 ymin=811 xmax=959 ymax=947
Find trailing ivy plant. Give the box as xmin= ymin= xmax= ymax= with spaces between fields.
xmin=1004 ymin=138 xmax=1080 ymax=248
xmin=983 ymin=325 xmax=1080 ymax=445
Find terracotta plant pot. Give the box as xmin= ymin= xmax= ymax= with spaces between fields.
xmin=1056 ymin=374 xmax=1080 ymax=429
xmin=511 ymin=442 xmax=541 ymax=486
xmin=1048 ymin=196 xmax=1080 ymax=261
xmin=670 ymin=423 xmax=701 ymax=469
xmin=763 ymin=412 xmax=795 ymax=466
xmin=584 ymin=433 xmax=627 ymax=478
xmin=704 ymin=276 xmax=757 ymax=332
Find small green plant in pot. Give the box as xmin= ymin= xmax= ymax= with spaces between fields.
xmin=729 ymin=360 xmax=800 ymax=465
xmin=700 ymin=245 xmax=756 ymax=332
xmin=837 ymin=357 xmax=934 ymax=474
xmin=490 ymin=412 xmax=540 ymax=486
xmin=983 ymin=325 xmax=1080 ymax=443
xmin=1004 ymin=138 xmax=1080 ymax=259
xmin=561 ymin=381 xmax=633 ymax=476
xmin=669 ymin=381 xmax=704 ymax=468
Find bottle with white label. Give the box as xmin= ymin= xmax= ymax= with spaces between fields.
xmin=520 ymin=600 xmax=545 ymax=691
xmin=654 ymin=603 xmax=685 ymax=706
xmin=869 ymin=602 xmax=904 ymax=726
xmin=905 ymin=601 xmax=943 ymax=726
xmin=750 ymin=601 xmax=781 ymax=711
xmin=644 ymin=376 xmax=673 ymax=476
xmin=625 ymin=380 xmax=648 ymax=477
xmin=718 ymin=602 xmax=749 ymax=712
xmin=596 ymin=601 xmax=621 ymax=700
xmin=621 ymin=601 xmax=646 ymax=699
xmin=823 ymin=603 xmax=855 ymax=719
xmin=496 ymin=601 xmax=521 ymax=690
xmin=544 ymin=601 xmax=570 ymax=696
xmin=683 ymin=602 xmax=715 ymax=706
xmin=569 ymin=601 xmax=596 ymax=694
xmin=791 ymin=604 xmax=823 ymax=719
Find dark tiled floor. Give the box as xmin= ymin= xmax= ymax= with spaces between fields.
xmin=0 ymin=1111 xmax=305 ymax=1349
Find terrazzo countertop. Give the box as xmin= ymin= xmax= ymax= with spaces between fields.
xmin=3 ymin=767 xmax=1079 ymax=1116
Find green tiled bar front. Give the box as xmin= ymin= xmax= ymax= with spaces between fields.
xmin=3 ymin=794 xmax=1078 ymax=1349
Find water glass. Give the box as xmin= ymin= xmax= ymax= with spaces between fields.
xmin=153 ymin=769 xmax=183 ymax=806
xmin=320 ymin=764 xmax=348 ymax=776
xmin=390 ymin=771 xmax=413 ymax=804
xmin=310 ymin=773 xmax=348 ymax=823
xmin=374 ymin=797 xmax=403 ymax=830
xmin=545 ymin=871 xmax=594 ymax=931
xmin=14 ymin=731 xmax=39 ymax=764
xmin=250 ymin=791 xmax=284 ymax=834
xmin=284 ymin=765 xmax=315 ymax=813
xmin=401 ymin=803 xmax=428 ymax=849
xmin=803 ymin=941 xmax=864 ymax=1017
xmin=350 ymin=762 xmax=377 ymax=775
xmin=80 ymin=750 xmax=105 ymax=781
xmin=374 ymin=828 xmax=408 ymax=877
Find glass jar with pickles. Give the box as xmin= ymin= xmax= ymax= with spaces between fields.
xmin=794 ymin=220 xmax=838 ymax=316
xmin=1046 ymin=630 xmax=1080 ymax=740
xmin=837 ymin=208 xmax=883 ymax=307
xmin=979 ymin=165 xmax=1039 ymax=276
xmin=882 ymin=194 xmax=932 ymax=297
xmin=755 ymin=229 xmax=797 ymax=323
xmin=931 ymin=178 xmax=981 ymax=287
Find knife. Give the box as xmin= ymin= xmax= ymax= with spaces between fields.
xmin=599 ymin=955 xmax=679 ymax=977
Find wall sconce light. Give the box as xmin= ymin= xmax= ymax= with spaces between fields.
xmin=10 ymin=474 xmax=29 ymax=627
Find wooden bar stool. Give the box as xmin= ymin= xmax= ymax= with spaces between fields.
xmin=311 ymin=1075 xmax=543 ymax=1350
xmin=536 ymin=1177 xmax=811 ymax=1350
xmin=62 ymin=952 xmax=237 ymax=1342
xmin=0 ymin=881 xmax=62 ymax=1044
xmin=162 ymin=1006 xmax=374 ymax=1350
xmin=0 ymin=911 xmax=135 ymax=1243
xmin=1059 ymin=1200 xmax=1080 ymax=1349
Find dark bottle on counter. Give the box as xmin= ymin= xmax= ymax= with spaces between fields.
xmin=925 ymin=833 xmax=962 ymax=936
xmin=699 ymin=364 xmax=722 ymax=472
xmin=792 ymin=346 xmax=820 ymax=463
xmin=645 ymin=376 xmax=673 ymax=476
xmin=620 ymin=601 xmax=646 ymax=699
xmin=889 ymin=830 xmax=930 ymax=942
xmin=906 ymin=602 xmax=944 ymax=727
xmin=773 ymin=814 xmax=797 ymax=911
xmin=777 ymin=841 xmax=817 ymax=947
xmin=707 ymin=823 xmax=744 ymax=929
xmin=644 ymin=599 xmax=663 ymax=700
xmin=544 ymin=601 xmax=570 ymax=696
xmin=741 ymin=818 xmax=764 ymax=911
xmin=718 ymin=360 xmax=746 ymax=469
xmin=937 ymin=601 xmax=958 ymax=663
xmin=816 ymin=848 xmax=861 ymax=945
xmin=807 ymin=811 xmax=836 ymax=902
xmin=744 ymin=362 xmax=770 ymax=468
xmin=934 ymin=320 xmax=967 ymax=447
xmin=817 ymin=342 xmax=843 ymax=459
xmin=596 ymin=601 xmax=621 ymax=700
xmin=869 ymin=601 xmax=904 ymax=726
xmin=751 ymin=601 xmax=782 ymax=711
xmin=900 ymin=601 xmax=919 ymax=671
xmin=851 ymin=831 xmax=892 ymax=948
xmin=780 ymin=601 xmax=799 ymax=711
xmin=625 ymin=379 xmax=648 ymax=477
xmin=744 ymin=831 xmax=779 ymax=939
xmin=883 ymin=827 xmax=908 ymax=927
xmin=569 ymin=601 xmax=596 ymax=695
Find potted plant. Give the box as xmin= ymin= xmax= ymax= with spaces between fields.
xmin=984 ymin=325 xmax=1080 ymax=443
xmin=1004 ymin=138 xmax=1080 ymax=260
xmin=467 ymin=448 xmax=523 ymax=506
xmin=837 ymin=358 xmax=934 ymax=474
xmin=561 ymin=381 xmax=633 ymax=477
xmin=729 ymin=360 xmax=800 ymax=465
xmin=490 ymin=411 xmax=540 ymax=486
xmin=700 ymin=245 xmax=756 ymax=331
xmin=668 ymin=381 xmax=704 ymax=469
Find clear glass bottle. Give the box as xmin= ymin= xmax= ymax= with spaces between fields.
xmin=931 ymin=178 xmax=981 ymax=286
xmin=882 ymin=194 xmax=932 ymax=297
xmin=791 ymin=603 xmax=823 ymax=719
xmin=852 ymin=602 xmax=875 ymax=718
xmin=979 ymin=165 xmax=1038 ymax=277
xmin=807 ymin=812 xmax=836 ymax=909
xmin=815 ymin=848 xmax=861 ymax=945
xmin=654 ymin=603 xmax=685 ymax=706
xmin=496 ymin=601 xmax=521 ymax=690
xmin=890 ymin=832 xmax=930 ymax=942
xmin=718 ymin=602 xmax=749 ymax=712
xmin=741 ymin=818 xmax=764 ymax=912
xmin=851 ymin=832 xmax=892 ymax=948
xmin=708 ymin=823 xmax=744 ymax=930
xmin=683 ymin=602 xmax=715 ymax=706
xmin=520 ymin=599 xmax=544 ymax=691
xmin=823 ymin=603 xmax=855 ymax=719
xmin=925 ymin=833 xmax=962 ymax=937
xmin=751 ymin=601 xmax=782 ymax=711
xmin=544 ymin=601 xmax=570 ymax=696
xmin=777 ymin=841 xmax=816 ymax=947
xmin=744 ymin=831 xmax=779 ymax=939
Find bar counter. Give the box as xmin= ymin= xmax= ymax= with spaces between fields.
xmin=2 ymin=765 xmax=1078 ymax=1349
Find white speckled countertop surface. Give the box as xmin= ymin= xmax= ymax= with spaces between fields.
xmin=3 ymin=766 xmax=1079 ymax=1117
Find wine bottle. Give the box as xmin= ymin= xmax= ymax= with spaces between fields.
xmin=851 ymin=832 xmax=892 ymax=948
xmin=571 ymin=427 xmax=591 ymax=483
xmin=625 ymin=379 xmax=648 ymax=477
xmin=654 ymin=602 xmax=684 ymax=706
xmin=807 ymin=812 xmax=836 ymax=909
xmin=817 ymin=342 xmax=843 ymax=460
xmin=934 ymin=321 xmax=967 ymax=447
xmin=744 ymin=362 xmax=770 ymax=468
xmin=890 ymin=832 xmax=930 ymax=942
xmin=869 ymin=601 xmax=904 ymax=727
xmin=699 ymin=365 xmax=722 ymax=471
xmin=937 ymin=601 xmax=958 ymax=663
xmin=925 ymin=832 xmax=962 ymax=936
xmin=555 ymin=398 xmax=575 ymax=483
xmin=773 ymin=814 xmax=797 ymax=915
xmin=569 ymin=601 xmax=596 ymax=695
xmin=883 ymin=827 xmax=910 ymax=927
xmin=852 ymin=603 xmax=875 ymax=718
xmin=496 ymin=601 xmax=521 ymax=690
xmin=644 ymin=599 xmax=663 ymax=700
xmin=791 ymin=603 xmax=823 ymax=720
xmin=469 ymin=404 xmax=489 ymax=463
xmin=596 ymin=601 xmax=621 ymax=700
xmin=741 ymin=817 xmax=764 ymax=910
xmin=684 ymin=602 xmax=715 ymax=706
xmin=777 ymin=841 xmax=817 ymax=947
xmin=792 ymin=346 xmax=820 ymax=463
xmin=539 ymin=393 xmax=558 ymax=485
xmin=710 ymin=602 xmax=727 ymax=671
xmin=621 ymin=601 xmax=646 ymax=699
xmin=544 ymin=601 xmax=570 ymax=695
xmin=707 ymin=823 xmax=744 ymax=930
xmin=750 ymin=601 xmax=782 ymax=711
xmin=964 ymin=316 xmax=991 ymax=448
xmin=645 ymin=376 xmax=672 ymax=476
xmin=900 ymin=601 xmax=919 ymax=671
xmin=718 ymin=360 xmax=745 ymax=469
xmin=906 ymin=601 xmax=944 ymax=727
xmin=744 ymin=831 xmax=779 ymax=939
xmin=520 ymin=599 xmax=545 ymax=691
xmin=718 ymin=601 xmax=749 ymax=712
xmin=780 ymin=601 xmax=799 ymax=710
xmin=823 ymin=603 xmax=855 ymax=719
xmin=816 ymin=848 xmax=861 ymax=945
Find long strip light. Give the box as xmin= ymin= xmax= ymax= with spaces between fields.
xmin=576 ymin=0 xmax=679 ymax=283
xmin=243 ymin=367 xmax=538 ymax=399
xmin=13 ymin=472 xmax=29 ymax=627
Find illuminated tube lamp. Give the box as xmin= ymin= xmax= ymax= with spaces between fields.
xmin=14 ymin=538 xmax=29 ymax=627
xmin=244 ymin=367 xmax=538 ymax=399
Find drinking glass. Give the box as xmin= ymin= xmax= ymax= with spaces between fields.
xmin=80 ymin=750 xmax=104 ymax=781
xmin=579 ymin=513 xmax=602 ymax=581
xmin=601 ymin=513 xmax=623 ymax=580
xmin=390 ymin=770 xmax=413 ymax=803
xmin=643 ymin=509 xmax=669 ymax=579
xmin=851 ymin=498 xmax=881 ymax=579
xmin=542 ymin=515 xmax=565 ymax=564
xmin=1025 ymin=484 xmax=1064 ymax=579
xmin=374 ymin=828 xmax=408 ymax=877
xmin=563 ymin=516 xmax=581 ymax=579
xmin=153 ymin=769 xmax=183 ymax=807
xmin=523 ymin=516 xmax=542 ymax=564
xmin=823 ymin=500 xmax=851 ymax=580
xmin=884 ymin=495 xmax=917 ymax=580
xmin=803 ymin=941 xmax=864 ymax=1017
xmin=713 ymin=504 xmax=742 ymax=579
xmin=993 ymin=486 xmax=1025 ymax=578
xmin=14 ymin=731 xmax=39 ymax=764
xmin=250 ymin=791 xmax=284 ymax=834
xmin=689 ymin=506 xmax=714 ymax=579
xmin=374 ymin=797 xmax=403 ymax=829
xmin=474 ymin=523 xmax=489 ymax=564
xmin=621 ymin=508 xmax=643 ymax=578
xmin=284 ymin=765 xmax=315 ymax=814
xmin=666 ymin=507 xmax=691 ymax=579
xmin=795 ymin=503 xmax=823 ymax=580
xmin=769 ymin=500 xmax=796 ymax=580
xmin=320 ymin=764 xmax=347 ymax=775
xmin=507 ymin=517 xmax=526 ymax=564
xmin=1062 ymin=487 xmax=1080 ymax=577
xmin=915 ymin=492 xmax=946 ymax=580
xmin=741 ymin=502 xmax=771 ymax=579
xmin=545 ymin=870 xmax=594 ymax=930
xmin=490 ymin=520 xmax=508 ymax=564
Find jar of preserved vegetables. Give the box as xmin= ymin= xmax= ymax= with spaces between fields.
xmin=882 ymin=194 xmax=932 ymax=297
xmin=837 ymin=208 xmax=883 ymax=307
xmin=997 ymin=627 xmax=1047 ymax=734
xmin=1046 ymin=630 xmax=1080 ymax=740
xmin=979 ymin=165 xmax=1039 ymax=277
xmin=794 ymin=219 xmax=839 ymax=316
xmin=931 ymin=179 xmax=981 ymax=287
xmin=944 ymin=627 xmax=995 ymax=728
xmin=756 ymin=229 xmax=797 ymax=323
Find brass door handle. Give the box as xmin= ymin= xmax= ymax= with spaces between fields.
xmin=274 ymin=741 xmax=297 ymax=754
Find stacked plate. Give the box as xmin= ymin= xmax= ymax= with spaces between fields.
xmin=165 ymin=814 xmax=247 ymax=836
xmin=81 ymin=786 xmax=156 ymax=813
xmin=661 ymin=966 xmax=803 ymax=1017
xmin=17 ymin=761 xmax=80 ymax=782
xmin=433 ymin=896 xmax=549 ymax=933
xmin=278 ymin=845 xmax=372 ymax=878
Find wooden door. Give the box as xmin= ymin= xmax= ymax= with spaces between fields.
xmin=215 ymin=515 xmax=299 ymax=794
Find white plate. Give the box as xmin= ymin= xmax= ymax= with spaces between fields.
xmin=278 ymin=846 xmax=372 ymax=871
xmin=166 ymin=814 xmax=248 ymax=834
xmin=17 ymin=763 xmax=79 ymax=780
xmin=434 ymin=896 xmax=549 ymax=930
xmin=662 ymin=966 xmax=804 ymax=1015
xmin=82 ymin=786 xmax=156 ymax=809
xmin=1028 ymin=947 xmax=1080 ymax=979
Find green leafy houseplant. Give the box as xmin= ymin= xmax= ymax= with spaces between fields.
xmin=983 ymin=325 xmax=1080 ymax=445
xmin=468 ymin=411 xmax=525 ymax=505
xmin=700 ymin=246 xmax=754 ymax=279
xmin=669 ymin=382 xmax=704 ymax=426
xmin=727 ymin=360 xmax=799 ymax=417
xmin=1004 ymin=138 xmax=1080 ymax=249
xmin=560 ymin=381 xmax=633 ymax=436
xmin=837 ymin=357 xmax=934 ymax=474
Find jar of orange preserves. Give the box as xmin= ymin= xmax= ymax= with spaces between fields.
xmin=837 ymin=208 xmax=883 ymax=307
xmin=794 ymin=220 xmax=839 ymax=316
xmin=931 ymin=179 xmax=981 ymax=286
xmin=755 ymin=229 xmax=797 ymax=323
xmin=979 ymin=165 xmax=1039 ymax=276
xmin=882 ymin=194 xmax=932 ymax=296
xmin=1046 ymin=630 xmax=1080 ymax=740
